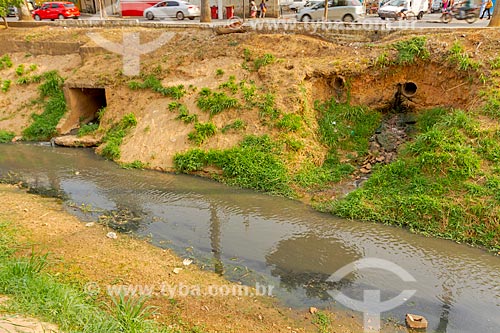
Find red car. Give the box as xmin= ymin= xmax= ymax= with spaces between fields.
xmin=32 ymin=2 xmax=80 ymax=21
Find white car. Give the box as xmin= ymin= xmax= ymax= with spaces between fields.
xmin=296 ymin=0 xmax=364 ymax=22
xmin=289 ymin=0 xmax=322 ymax=12
xmin=378 ymin=0 xmax=428 ymax=20
xmin=144 ymin=0 xmax=200 ymax=20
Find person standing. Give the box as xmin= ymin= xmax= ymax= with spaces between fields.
xmin=481 ymin=0 xmax=493 ymax=19
xmin=259 ymin=0 xmax=267 ymax=18
xmin=250 ymin=0 xmax=258 ymax=18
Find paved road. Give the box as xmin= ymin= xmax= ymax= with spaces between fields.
xmin=5 ymin=12 xmax=492 ymax=29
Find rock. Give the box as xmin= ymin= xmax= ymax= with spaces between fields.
xmin=376 ymin=156 xmax=385 ymax=162
xmin=54 ymin=135 xmax=101 ymax=148
xmin=182 ymin=258 xmax=193 ymax=266
xmin=309 ymin=307 xmax=318 ymax=315
xmin=173 ymin=267 xmax=182 ymax=274
xmin=360 ymin=167 xmax=370 ymax=174
xmin=85 ymin=222 xmax=95 ymax=227
xmin=406 ymin=313 xmax=428 ymax=329
xmin=106 ymin=232 xmax=117 ymax=239
xmin=11 ymin=136 xmax=22 ymax=142
xmin=365 ymin=163 xmax=372 ymax=170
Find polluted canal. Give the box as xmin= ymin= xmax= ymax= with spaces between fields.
xmin=0 ymin=144 xmax=499 ymax=333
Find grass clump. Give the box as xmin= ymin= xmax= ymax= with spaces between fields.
xmin=253 ymin=53 xmax=276 ymax=71
xmin=294 ymin=154 xmax=355 ymax=190
xmin=188 ymin=122 xmax=217 ymax=145
xmin=257 ymin=93 xmax=280 ymax=122
xmin=174 ymin=135 xmax=293 ymax=196
xmin=312 ymin=311 xmax=332 ymax=333
xmin=77 ymin=123 xmax=99 ymax=137
xmin=218 ymin=75 xmax=239 ymax=94
xmin=0 ymin=55 xmax=13 ymax=69
xmin=121 ymin=160 xmax=147 ymax=169
xmin=169 ymin=102 xmax=198 ymax=124
xmin=321 ymin=108 xmax=499 ymax=251
xmin=22 ymin=71 xmax=67 ymax=141
xmin=128 ymin=75 xmax=186 ymax=99
xmin=197 ymin=88 xmax=239 ymax=117
xmin=221 ymin=119 xmax=246 ymax=133
xmin=276 ymin=114 xmax=302 ymax=132
xmin=0 ymin=130 xmax=15 ymax=143
xmin=101 ymin=113 xmax=137 ymax=160
xmin=393 ymin=36 xmax=429 ymax=65
xmin=1 ymin=79 xmax=11 ymax=92
xmin=316 ymin=99 xmax=381 ymax=157
xmin=448 ymin=41 xmax=481 ymax=71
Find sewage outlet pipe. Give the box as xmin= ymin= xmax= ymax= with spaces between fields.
xmin=332 ymin=76 xmax=345 ymax=90
xmin=401 ymin=81 xmax=417 ymax=98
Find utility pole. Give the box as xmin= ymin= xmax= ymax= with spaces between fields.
xmin=200 ymin=0 xmax=211 ymax=22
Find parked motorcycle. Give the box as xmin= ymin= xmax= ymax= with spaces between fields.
xmin=441 ymin=5 xmax=479 ymax=24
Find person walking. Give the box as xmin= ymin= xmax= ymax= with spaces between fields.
xmin=259 ymin=0 xmax=267 ymax=18
xmin=481 ymin=0 xmax=493 ymax=19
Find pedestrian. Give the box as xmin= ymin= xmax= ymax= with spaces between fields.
xmin=259 ymin=0 xmax=267 ymax=18
xmin=481 ymin=0 xmax=493 ymax=19
xmin=250 ymin=0 xmax=258 ymax=18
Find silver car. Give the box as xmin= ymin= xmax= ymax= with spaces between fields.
xmin=297 ymin=0 xmax=364 ymax=22
xmin=144 ymin=0 xmax=200 ymax=20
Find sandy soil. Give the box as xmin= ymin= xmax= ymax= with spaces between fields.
xmin=0 ymin=184 xmax=370 ymax=333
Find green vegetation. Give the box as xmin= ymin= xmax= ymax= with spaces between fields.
xmin=257 ymin=93 xmax=280 ymax=122
xmin=78 ymin=123 xmax=99 ymax=137
xmin=15 ymin=64 xmax=24 ymax=76
xmin=276 ymin=113 xmax=302 ymax=132
xmin=374 ymin=52 xmax=390 ymax=68
xmin=219 ymin=75 xmax=239 ymax=94
xmin=188 ymin=122 xmax=217 ymax=145
xmin=121 ymin=160 xmax=147 ymax=170
xmin=253 ymin=53 xmax=276 ymax=71
xmin=294 ymin=154 xmax=355 ymax=190
xmin=22 ymin=71 xmax=67 ymax=141
xmin=1 ymin=79 xmax=11 ymax=92
xmin=169 ymin=102 xmax=197 ymax=124
xmin=241 ymin=49 xmax=276 ymax=71
xmin=316 ymin=99 xmax=381 ymax=156
xmin=312 ymin=311 xmax=332 ymax=333
xmin=0 ymin=55 xmax=13 ymax=69
xmin=215 ymin=68 xmax=224 ymax=76
xmin=128 ymin=75 xmax=186 ymax=99
xmin=221 ymin=119 xmax=246 ymax=133
xmin=174 ymin=135 xmax=293 ymax=196
xmin=101 ymin=113 xmax=137 ymax=160
xmin=448 ymin=41 xmax=481 ymax=71
xmin=0 ymin=129 xmax=15 ymax=143
xmin=393 ymin=36 xmax=430 ymax=65
xmin=0 ymin=221 xmax=182 ymax=333
xmin=321 ymin=108 xmax=500 ymax=251
xmin=197 ymin=88 xmax=239 ymax=117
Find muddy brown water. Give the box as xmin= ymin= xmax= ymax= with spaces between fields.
xmin=0 ymin=144 xmax=499 ymax=333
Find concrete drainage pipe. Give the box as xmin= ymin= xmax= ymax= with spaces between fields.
xmin=401 ymin=81 xmax=417 ymax=98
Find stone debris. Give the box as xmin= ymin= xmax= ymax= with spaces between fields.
xmin=405 ymin=313 xmax=428 ymax=329
xmin=106 ymin=232 xmax=117 ymax=239
xmin=173 ymin=267 xmax=183 ymax=274
xmin=182 ymin=258 xmax=193 ymax=266
xmin=309 ymin=307 xmax=318 ymax=315
xmin=85 ymin=222 xmax=95 ymax=227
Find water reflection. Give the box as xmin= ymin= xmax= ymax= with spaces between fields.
xmin=1 ymin=144 xmax=499 ymax=333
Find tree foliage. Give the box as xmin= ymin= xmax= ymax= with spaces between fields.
xmin=0 ymin=0 xmax=22 ymax=28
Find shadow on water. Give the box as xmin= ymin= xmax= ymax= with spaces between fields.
xmin=0 ymin=144 xmax=499 ymax=333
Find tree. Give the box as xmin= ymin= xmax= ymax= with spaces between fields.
xmin=200 ymin=0 xmax=211 ymax=22
xmin=0 ymin=0 xmax=22 ymax=28
xmin=17 ymin=0 xmax=34 ymax=21
xmin=323 ymin=0 xmax=329 ymax=21
xmin=489 ymin=2 xmax=500 ymax=26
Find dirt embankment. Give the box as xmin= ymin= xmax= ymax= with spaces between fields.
xmin=0 ymin=27 xmax=494 ymax=171
xmin=0 ymin=184 xmax=369 ymax=332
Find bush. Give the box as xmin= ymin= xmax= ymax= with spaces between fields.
xmin=393 ymin=37 xmax=430 ymax=65
xmin=0 ymin=130 xmax=15 ymax=143
xmin=101 ymin=113 xmax=137 ymax=160
xmin=276 ymin=114 xmax=302 ymax=132
xmin=77 ymin=123 xmax=99 ymax=137
xmin=197 ymin=88 xmax=239 ymax=117
xmin=188 ymin=122 xmax=217 ymax=145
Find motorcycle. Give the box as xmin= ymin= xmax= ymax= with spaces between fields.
xmin=441 ymin=5 xmax=479 ymax=24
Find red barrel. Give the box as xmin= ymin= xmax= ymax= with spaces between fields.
xmin=225 ymin=5 xmax=234 ymax=19
xmin=211 ymin=6 xmax=218 ymax=19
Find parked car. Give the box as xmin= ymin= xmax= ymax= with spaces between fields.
xmin=32 ymin=2 xmax=80 ymax=21
xmin=7 ymin=6 xmax=18 ymax=17
xmin=378 ymin=0 xmax=428 ymax=20
xmin=143 ymin=0 xmax=200 ymax=20
xmin=430 ymin=0 xmax=442 ymax=12
xmin=289 ymin=0 xmax=323 ymax=12
xmin=296 ymin=0 xmax=364 ymax=22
